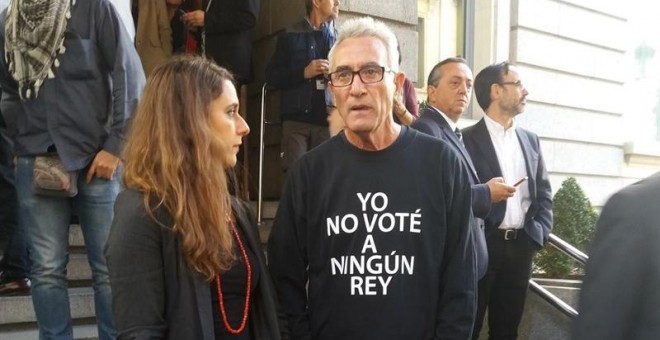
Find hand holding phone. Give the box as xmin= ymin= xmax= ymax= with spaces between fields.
xmin=513 ymin=176 xmax=528 ymax=187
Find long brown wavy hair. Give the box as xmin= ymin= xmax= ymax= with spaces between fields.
xmin=122 ymin=56 xmax=237 ymax=280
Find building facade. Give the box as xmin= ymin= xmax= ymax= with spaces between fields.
xmin=250 ymin=0 xmax=660 ymax=206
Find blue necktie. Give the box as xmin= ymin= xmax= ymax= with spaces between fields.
xmin=455 ymin=127 xmax=463 ymax=143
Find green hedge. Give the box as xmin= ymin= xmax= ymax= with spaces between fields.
xmin=534 ymin=177 xmax=597 ymax=278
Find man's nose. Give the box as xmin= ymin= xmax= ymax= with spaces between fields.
xmin=349 ymin=74 xmax=366 ymax=95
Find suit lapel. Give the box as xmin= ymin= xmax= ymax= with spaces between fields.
xmin=516 ymin=127 xmax=538 ymax=197
xmin=425 ymin=108 xmax=480 ymax=180
xmin=472 ymin=119 xmax=503 ymax=178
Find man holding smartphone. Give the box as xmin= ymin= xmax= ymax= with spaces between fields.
xmin=463 ymin=61 xmax=553 ymax=340
xmin=412 ymin=58 xmax=517 ymax=280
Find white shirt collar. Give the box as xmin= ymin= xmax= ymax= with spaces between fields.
xmin=483 ymin=113 xmax=517 ymax=136
xmin=429 ymin=106 xmax=459 ymax=133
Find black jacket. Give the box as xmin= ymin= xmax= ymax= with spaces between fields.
xmin=106 ymin=189 xmax=282 ymax=339
xmin=411 ymin=107 xmax=490 ymax=279
xmin=204 ymin=0 xmax=260 ymax=84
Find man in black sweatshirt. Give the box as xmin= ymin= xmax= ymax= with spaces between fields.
xmin=268 ymin=16 xmax=477 ymax=340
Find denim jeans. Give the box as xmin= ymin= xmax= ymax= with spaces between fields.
xmin=0 ymin=132 xmax=28 ymax=278
xmin=15 ymin=157 xmax=118 ymax=340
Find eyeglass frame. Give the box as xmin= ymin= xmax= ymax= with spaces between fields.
xmin=327 ymin=65 xmax=395 ymax=87
xmin=497 ymin=80 xmax=524 ymax=89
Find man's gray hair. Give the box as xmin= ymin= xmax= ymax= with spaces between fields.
xmin=328 ymin=17 xmax=399 ymax=72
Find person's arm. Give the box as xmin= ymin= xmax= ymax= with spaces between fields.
xmin=88 ymin=3 xmax=145 ymax=181
xmin=393 ymin=91 xmax=416 ymax=125
xmin=471 ymin=183 xmax=491 ymax=218
xmin=0 ymin=13 xmax=22 ymax=138
xmin=266 ymin=31 xmax=307 ymax=89
xmin=105 ymin=191 xmax=168 ymax=338
xmin=204 ymin=0 xmax=259 ymax=34
xmin=402 ymin=77 xmax=419 ymax=118
xmin=531 ymin=134 xmax=553 ymax=244
xmin=97 ymin=1 xmax=145 ymax=157
xmin=434 ymin=151 xmax=477 ymax=339
xmin=267 ymin=168 xmax=312 ymax=340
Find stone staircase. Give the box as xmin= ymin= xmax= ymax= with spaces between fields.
xmin=0 ymin=225 xmax=100 ymax=339
xmin=0 ymin=201 xmax=279 ymax=340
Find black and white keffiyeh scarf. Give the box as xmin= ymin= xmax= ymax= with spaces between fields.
xmin=5 ymin=0 xmax=73 ymax=98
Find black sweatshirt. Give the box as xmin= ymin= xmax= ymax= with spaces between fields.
xmin=268 ymin=126 xmax=477 ymax=340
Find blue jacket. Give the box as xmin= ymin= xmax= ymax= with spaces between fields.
xmin=266 ymin=18 xmax=335 ymax=126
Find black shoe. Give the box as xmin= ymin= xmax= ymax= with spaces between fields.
xmin=0 ymin=272 xmax=31 ymax=296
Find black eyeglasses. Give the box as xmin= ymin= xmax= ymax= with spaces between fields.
xmin=327 ymin=65 xmax=393 ymax=87
xmin=498 ymin=80 xmax=524 ymax=89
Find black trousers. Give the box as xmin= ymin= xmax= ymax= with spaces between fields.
xmin=472 ymin=229 xmax=539 ymax=340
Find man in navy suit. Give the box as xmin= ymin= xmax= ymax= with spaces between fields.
xmin=411 ymin=57 xmax=515 ymax=280
xmin=463 ymin=61 xmax=553 ymax=340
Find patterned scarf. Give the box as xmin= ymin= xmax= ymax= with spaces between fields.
xmin=5 ymin=0 xmax=72 ymax=98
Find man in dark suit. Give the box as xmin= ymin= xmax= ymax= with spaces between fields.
xmin=181 ymin=0 xmax=260 ymax=85
xmin=573 ymin=172 xmax=660 ymax=340
xmin=411 ymin=57 xmax=515 ymax=279
xmin=463 ymin=61 xmax=553 ymax=340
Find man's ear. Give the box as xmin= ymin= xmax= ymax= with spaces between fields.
xmin=490 ymin=83 xmax=500 ymax=102
xmin=427 ymin=84 xmax=435 ymax=102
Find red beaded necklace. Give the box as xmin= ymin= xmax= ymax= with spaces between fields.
xmin=214 ymin=217 xmax=252 ymax=334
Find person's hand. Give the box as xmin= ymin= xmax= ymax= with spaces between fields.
xmin=487 ymin=177 xmax=516 ymax=203
xmin=181 ymin=10 xmax=204 ymax=28
xmin=86 ymin=150 xmax=121 ymax=183
xmin=392 ymin=90 xmax=415 ymax=125
xmin=304 ymin=59 xmax=330 ymax=79
xmin=393 ymin=91 xmax=408 ymax=116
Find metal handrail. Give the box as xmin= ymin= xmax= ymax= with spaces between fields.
xmin=257 ymin=83 xmax=282 ymax=224
xmin=528 ymin=232 xmax=588 ymax=319
xmin=528 ymin=280 xmax=578 ymax=318
xmin=257 ymin=83 xmax=268 ymax=224
xmin=547 ymin=233 xmax=588 ymax=265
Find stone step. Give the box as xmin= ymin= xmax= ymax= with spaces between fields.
xmin=67 ymin=253 xmax=92 ymax=282
xmin=0 ymin=287 xmax=96 ymax=325
xmin=69 ymin=224 xmax=85 ymax=248
xmin=249 ymin=200 xmax=278 ymax=245
xmin=257 ymin=219 xmax=273 ymax=245
xmin=248 ymin=200 xmax=279 ymax=220
xmin=0 ymin=322 xmax=98 ymax=340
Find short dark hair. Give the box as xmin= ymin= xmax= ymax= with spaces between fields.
xmin=426 ymin=57 xmax=468 ymax=87
xmin=305 ymin=0 xmax=313 ymax=15
xmin=473 ymin=61 xmax=511 ymax=111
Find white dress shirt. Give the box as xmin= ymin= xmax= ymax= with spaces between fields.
xmin=483 ymin=115 xmax=531 ymax=229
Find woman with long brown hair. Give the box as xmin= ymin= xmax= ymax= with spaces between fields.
xmin=106 ymin=56 xmax=282 ymax=339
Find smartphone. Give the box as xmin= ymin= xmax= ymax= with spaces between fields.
xmin=513 ymin=176 xmax=528 ymax=187
xmin=177 ymin=8 xmax=186 ymax=16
